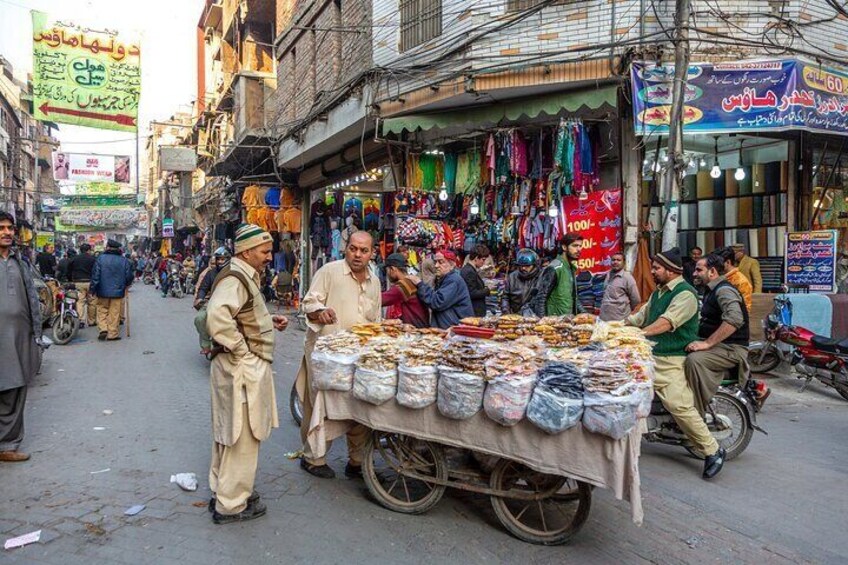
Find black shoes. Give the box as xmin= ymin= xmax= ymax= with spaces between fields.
xmin=98 ymin=331 xmax=107 ymax=341
xmin=208 ymin=491 xmax=260 ymax=513
xmin=212 ymin=498 xmax=267 ymax=525
xmin=703 ymin=447 xmax=727 ymax=480
xmin=107 ymin=336 xmax=121 ymax=341
xmin=300 ymin=458 xmax=336 ymax=479
xmin=344 ymin=462 xmax=363 ymax=479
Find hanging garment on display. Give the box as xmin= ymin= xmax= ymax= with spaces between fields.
xmin=713 ymin=200 xmax=725 ymax=228
xmin=738 ymin=196 xmax=754 ymax=225
xmin=753 ymin=196 xmax=764 ymax=225
xmin=444 ymin=152 xmax=458 ymax=193
xmin=265 ymin=186 xmax=282 ymax=208
xmin=713 ymin=172 xmax=726 ymax=198
xmin=697 ymin=171 xmax=713 ymax=199
xmin=679 ymin=203 xmax=690 ymax=230
xmin=758 ymin=228 xmax=768 ymax=257
xmin=485 ymin=134 xmax=496 ymax=186
xmin=748 ymin=228 xmax=759 ymax=256
xmin=697 ymin=230 xmax=708 ymax=252
xmin=725 ymin=198 xmax=738 ymax=228
xmin=738 ymin=167 xmax=753 ymax=195
xmin=726 ymin=173 xmax=739 ymax=197
xmin=698 ymin=200 xmax=714 ymax=228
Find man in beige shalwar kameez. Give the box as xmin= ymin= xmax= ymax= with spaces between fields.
xmin=206 ymin=224 xmax=288 ymax=524
xmin=297 ymin=231 xmax=381 ymax=479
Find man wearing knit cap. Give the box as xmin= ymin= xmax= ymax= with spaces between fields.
xmin=627 ymin=247 xmax=727 ymax=480
xmin=205 ymin=224 xmax=288 ymax=524
xmin=529 ymin=232 xmax=586 ymax=317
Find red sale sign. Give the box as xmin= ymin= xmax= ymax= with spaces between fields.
xmin=560 ymin=188 xmax=622 ymax=273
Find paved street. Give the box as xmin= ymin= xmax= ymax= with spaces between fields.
xmin=2 ymin=284 xmax=847 ymax=564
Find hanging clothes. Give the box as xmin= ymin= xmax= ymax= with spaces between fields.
xmin=444 ymin=152 xmax=458 ymax=194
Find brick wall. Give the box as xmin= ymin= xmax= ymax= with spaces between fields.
xmin=272 ymin=0 xmax=373 ymax=136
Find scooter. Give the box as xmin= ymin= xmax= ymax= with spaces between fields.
xmin=748 ymin=293 xmax=848 ymax=401
xmin=50 ymin=283 xmax=80 ymax=345
xmin=644 ymin=373 xmax=763 ymax=460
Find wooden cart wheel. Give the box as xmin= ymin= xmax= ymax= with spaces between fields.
xmin=489 ymin=459 xmax=592 ymax=546
xmin=362 ymin=430 xmax=448 ymax=515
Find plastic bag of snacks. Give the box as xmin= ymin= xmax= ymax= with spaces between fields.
xmin=396 ymin=364 xmax=439 ymax=409
xmin=483 ymin=373 xmax=537 ymax=426
xmin=437 ymin=367 xmax=486 ymax=419
xmin=353 ymin=367 xmax=398 ymax=405
xmin=633 ymin=380 xmax=654 ymax=419
xmin=582 ymin=388 xmax=639 ymax=440
xmin=310 ymin=350 xmax=359 ymax=392
xmin=526 ymin=361 xmax=585 ymax=434
xmin=526 ymin=386 xmax=585 ymax=434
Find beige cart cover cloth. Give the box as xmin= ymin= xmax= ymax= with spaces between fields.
xmin=323 ymin=392 xmax=645 ymax=524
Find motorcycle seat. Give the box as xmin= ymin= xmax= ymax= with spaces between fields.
xmin=810 ymin=335 xmax=848 ymax=354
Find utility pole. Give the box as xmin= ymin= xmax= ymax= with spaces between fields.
xmin=661 ymin=0 xmax=691 ymax=251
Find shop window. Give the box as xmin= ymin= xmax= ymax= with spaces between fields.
xmin=400 ymin=0 xmax=442 ymax=53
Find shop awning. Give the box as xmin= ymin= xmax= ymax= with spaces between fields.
xmin=381 ymin=85 xmax=618 ymax=136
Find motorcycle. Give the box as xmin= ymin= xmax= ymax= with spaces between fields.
xmin=50 ymin=283 xmax=80 ymax=345
xmin=167 ymin=263 xmax=184 ymax=298
xmin=142 ymin=268 xmax=156 ymax=285
xmin=748 ymin=293 xmax=848 ymax=401
xmin=183 ymin=269 xmax=196 ymax=296
xmin=644 ymin=373 xmax=763 ymax=461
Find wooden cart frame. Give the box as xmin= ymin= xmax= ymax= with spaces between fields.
xmin=361 ymin=429 xmax=593 ymax=546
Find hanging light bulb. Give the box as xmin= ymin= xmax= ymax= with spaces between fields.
xmin=699 ymin=157 xmax=707 ymax=168
xmin=709 ymin=136 xmax=721 ymax=179
xmin=734 ymin=139 xmax=746 ymax=181
xmin=470 ymin=201 xmax=480 ymax=215
xmin=643 ymin=157 xmax=650 ymax=166
xmin=710 ymin=164 xmax=721 ymax=179
xmin=662 ymin=153 xmax=670 ymax=163
xmin=547 ymin=203 xmax=559 ymax=217
xmin=578 ymin=189 xmax=589 ymax=201
xmin=438 ymin=182 xmax=448 ymax=202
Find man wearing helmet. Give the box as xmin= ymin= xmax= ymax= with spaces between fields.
xmin=194 ymin=247 xmax=232 ymax=354
xmin=503 ymin=249 xmax=541 ymax=315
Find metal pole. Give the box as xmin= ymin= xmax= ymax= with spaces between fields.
xmin=135 ymin=129 xmax=140 ymax=197
xmin=661 ymin=0 xmax=690 ymax=251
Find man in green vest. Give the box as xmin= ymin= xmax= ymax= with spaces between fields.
xmin=529 ymin=232 xmax=586 ymax=317
xmin=627 ymin=248 xmax=726 ymax=480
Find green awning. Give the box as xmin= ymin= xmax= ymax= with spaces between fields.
xmin=382 ymin=85 xmax=618 ymax=135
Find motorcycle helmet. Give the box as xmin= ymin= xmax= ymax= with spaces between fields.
xmin=515 ymin=249 xmax=538 ymax=267
xmin=213 ymin=246 xmax=231 ymax=258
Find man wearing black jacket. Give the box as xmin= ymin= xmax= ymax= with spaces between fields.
xmin=460 ymin=245 xmax=490 ymax=317
xmin=35 ymin=244 xmax=57 ymax=278
xmin=67 ymin=244 xmax=97 ymax=326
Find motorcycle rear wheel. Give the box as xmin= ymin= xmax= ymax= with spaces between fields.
xmin=173 ymin=285 xmax=184 ymax=299
xmin=685 ymin=392 xmax=752 ymax=461
xmin=834 ymin=384 xmax=848 ymax=402
xmin=52 ymin=314 xmax=78 ymax=345
xmin=748 ymin=345 xmax=780 ymax=374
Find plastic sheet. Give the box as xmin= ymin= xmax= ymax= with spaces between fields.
xmin=353 ymin=367 xmax=398 ymax=405
xmin=437 ymin=367 xmax=486 ymax=419
xmin=396 ymin=364 xmax=439 ymax=409
xmin=526 ymin=385 xmax=585 ymax=434
xmin=634 ymin=381 xmax=654 ymax=419
xmin=582 ymin=389 xmax=639 ymax=440
xmin=310 ymin=350 xmax=359 ymax=392
xmin=483 ymin=374 xmax=537 ymax=426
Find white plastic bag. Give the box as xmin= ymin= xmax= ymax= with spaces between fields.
xmin=396 ymin=364 xmax=439 ymax=409
xmin=483 ymin=374 xmax=536 ymax=426
xmin=582 ymin=390 xmax=639 ymax=440
xmin=353 ymin=366 xmax=398 ymax=405
xmin=526 ymin=385 xmax=584 ymax=434
xmin=634 ymin=381 xmax=654 ymax=419
xmin=311 ymin=350 xmax=359 ymax=392
xmin=437 ymin=367 xmax=485 ymax=420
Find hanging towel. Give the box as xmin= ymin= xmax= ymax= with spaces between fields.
xmin=753 ymin=196 xmax=765 ymax=225
xmin=725 ymin=198 xmax=738 ymax=228
xmin=698 ymin=200 xmax=714 ymax=228
xmin=752 ymin=164 xmax=766 ymax=194
xmin=725 ymin=171 xmax=738 ymax=197
xmin=738 ymin=167 xmax=753 ymax=195
xmin=738 ymin=196 xmax=754 ymax=225
xmin=764 ymin=162 xmax=781 ymax=194
xmin=697 ymin=171 xmax=713 ymax=199
xmin=748 ymin=228 xmax=759 ymax=256
xmin=444 ymin=153 xmax=458 ymax=193
xmin=714 ymin=200 xmax=725 ymax=228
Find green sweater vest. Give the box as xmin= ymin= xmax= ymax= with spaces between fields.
xmin=645 ymin=281 xmax=698 ymax=356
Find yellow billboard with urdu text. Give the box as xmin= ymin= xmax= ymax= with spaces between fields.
xmin=31 ymin=11 xmax=141 ymax=132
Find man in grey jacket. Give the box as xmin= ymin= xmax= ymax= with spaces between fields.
xmin=0 ymin=211 xmax=43 ymax=462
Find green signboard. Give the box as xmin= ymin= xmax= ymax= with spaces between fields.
xmin=31 ymin=11 xmax=141 ymax=132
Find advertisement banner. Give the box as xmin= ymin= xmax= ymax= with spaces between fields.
xmin=162 ymin=218 xmax=174 ymax=238
xmin=36 ymin=233 xmax=55 ymax=250
xmin=52 ymin=151 xmax=131 ymax=183
xmin=31 ymin=11 xmax=141 ymax=132
xmin=561 ymin=189 xmax=622 ymax=273
xmin=66 ymin=181 xmax=135 ymax=196
xmin=57 ymin=207 xmax=147 ymax=230
xmin=631 ymin=59 xmax=848 ymax=135
xmin=785 ymin=230 xmax=838 ymax=292
xmin=159 ymin=147 xmax=197 ymax=172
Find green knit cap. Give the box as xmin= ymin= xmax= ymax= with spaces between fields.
xmin=234 ymin=223 xmax=272 ymax=254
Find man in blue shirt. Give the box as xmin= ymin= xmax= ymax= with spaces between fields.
xmin=409 ymin=250 xmax=473 ymax=329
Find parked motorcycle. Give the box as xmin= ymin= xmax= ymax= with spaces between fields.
xmin=167 ymin=263 xmax=184 ymax=298
xmin=749 ymin=293 xmax=848 ymax=401
xmin=51 ymin=283 xmax=80 ymax=345
xmin=644 ymin=375 xmax=763 ymax=461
